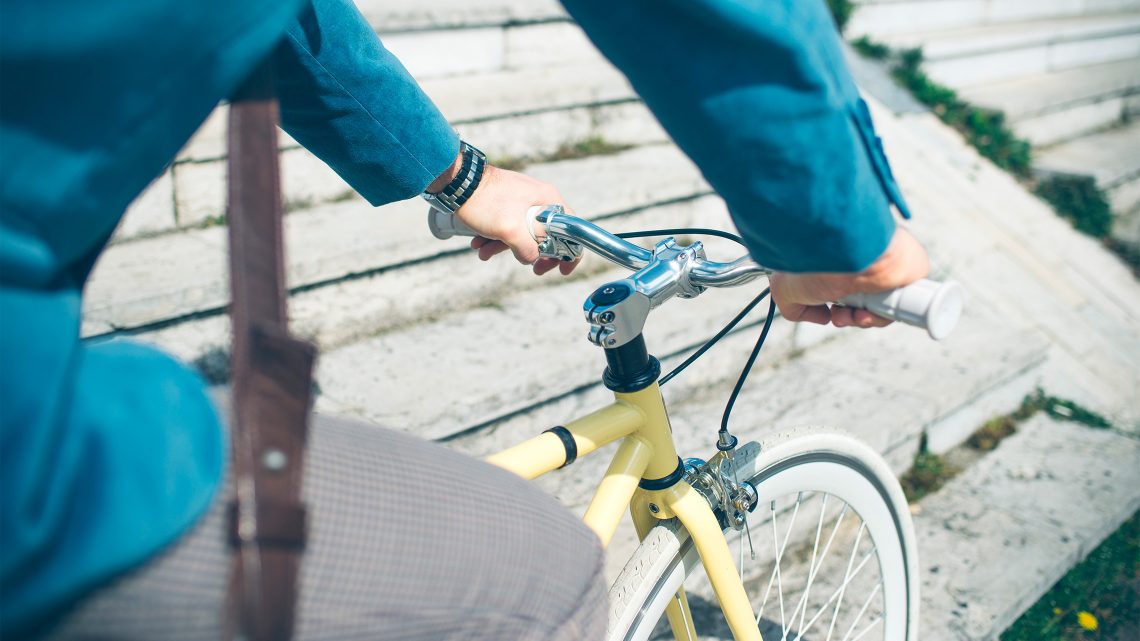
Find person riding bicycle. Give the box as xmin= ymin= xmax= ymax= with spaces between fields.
xmin=1 ymin=0 xmax=928 ymax=638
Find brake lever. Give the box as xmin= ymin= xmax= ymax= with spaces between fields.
xmin=531 ymin=205 xmax=584 ymax=262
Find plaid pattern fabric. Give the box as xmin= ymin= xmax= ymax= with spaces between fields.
xmin=44 ymin=411 xmax=607 ymax=640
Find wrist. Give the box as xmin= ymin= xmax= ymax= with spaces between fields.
xmin=427 ymin=149 xmax=463 ymax=194
xmin=422 ymin=141 xmax=487 ymax=213
xmin=852 ymin=227 xmax=928 ymax=292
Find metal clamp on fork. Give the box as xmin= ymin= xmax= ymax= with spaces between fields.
xmin=683 ymin=453 xmax=759 ymax=532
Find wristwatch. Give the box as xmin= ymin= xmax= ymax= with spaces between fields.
xmin=422 ymin=141 xmax=486 ymax=214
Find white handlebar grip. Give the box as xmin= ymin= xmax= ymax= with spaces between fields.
xmin=426 ymin=206 xmax=478 ymax=239
xmin=838 ymin=279 xmax=963 ymax=340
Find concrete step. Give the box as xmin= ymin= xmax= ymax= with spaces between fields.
xmin=172 ymin=61 xmax=638 ymax=165
xmin=354 ymin=0 xmax=566 ymax=33
xmin=86 ymin=144 xmax=711 ymax=348
xmin=1108 ymin=172 xmax=1140 ymax=212
xmin=877 ymin=12 xmax=1140 ymax=86
xmin=437 ymin=274 xmax=1050 ymax=514
xmin=957 ymin=59 xmax=1140 ymax=145
xmin=115 ymin=56 xmax=656 ymax=243
xmin=114 ymin=194 xmax=726 ymax=385
xmin=86 ymin=143 xmax=711 ymax=378
xmin=614 ymin=413 xmax=1140 ymax=640
xmin=1035 ymin=119 xmax=1140 ymax=209
xmin=862 ymin=100 xmax=1140 ymax=429
xmin=916 ymin=415 xmax=1140 ymax=640
xmin=849 ymin=0 xmax=1140 ymax=39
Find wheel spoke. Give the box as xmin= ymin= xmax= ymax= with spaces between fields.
xmin=795 ymin=539 xmax=875 ymax=640
xmin=777 ymin=495 xmax=806 ymax=631
xmin=798 ymin=493 xmax=828 ymax=635
xmin=841 ymin=585 xmax=883 ymax=641
xmin=778 ymin=494 xmax=832 ymax=641
xmin=847 ymin=615 xmax=883 ymax=641
xmin=825 ymin=522 xmax=867 ymax=641
xmin=774 ymin=504 xmax=787 ymax=632
xmin=613 ymin=442 xmax=917 ymax=641
xmin=756 ymin=493 xmax=803 ymax=630
xmin=757 ymin=503 xmax=780 ymax=623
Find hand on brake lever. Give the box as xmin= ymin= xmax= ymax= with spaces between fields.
xmin=769 ymin=227 xmax=930 ymax=328
xmin=450 ymin=164 xmax=581 ymax=276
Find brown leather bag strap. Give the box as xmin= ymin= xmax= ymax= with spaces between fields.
xmin=224 ymin=58 xmax=317 ymax=641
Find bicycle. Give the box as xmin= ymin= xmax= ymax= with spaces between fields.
xmin=429 ymin=205 xmax=963 ymax=641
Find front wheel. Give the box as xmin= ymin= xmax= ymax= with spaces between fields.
xmin=608 ymin=429 xmax=919 ymax=641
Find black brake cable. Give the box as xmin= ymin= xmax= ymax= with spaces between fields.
xmin=616 ymin=227 xmax=745 ymax=245
xmin=612 ymin=226 xmax=777 ymax=444
xmin=719 ymin=296 xmax=776 ymax=441
xmin=659 ymin=287 xmax=769 ymax=386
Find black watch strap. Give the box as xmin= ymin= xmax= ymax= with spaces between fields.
xmin=422 ymin=141 xmax=486 ymax=214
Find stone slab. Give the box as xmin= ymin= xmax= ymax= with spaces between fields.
xmin=846 ymin=43 xmax=929 ymax=115
xmin=957 ymin=58 xmax=1140 ymax=119
xmin=878 ymin=12 xmax=1140 ymax=86
xmin=113 ymin=169 xmax=176 ymax=241
xmin=168 ymin=60 xmax=654 ymax=227
xmin=382 ymin=27 xmax=505 ymax=79
xmin=883 ymin=12 xmax=1140 ymax=61
xmin=1108 ymin=173 xmax=1140 ymax=214
xmin=848 ymin=0 xmax=991 ymax=39
xmin=866 ymin=104 xmax=1140 ymax=436
xmin=172 ymin=160 xmax=225 ymax=228
xmin=504 ymin=21 xmax=601 ymax=71
xmin=440 ymin=284 xmax=1047 ymax=510
xmin=1035 ymin=119 xmax=1140 ymax=187
xmin=83 ymin=144 xmax=710 ymax=336
xmin=419 ymin=62 xmax=634 ymax=124
xmin=849 ymin=0 xmax=1140 ymax=39
xmin=176 ymin=61 xmax=635 ymax=164
xmin=279 ymin=147 xmax=355 ymax=211
xmin=353 ymin=0 xmax=566 ymax=33
xmin=460 ymin=101 xmax=667 ymax=163
xmin=917 ymin=415 xmax=1140 ymax=641
xmin=311 ymin=205 xmax=759 ymax=441
xmin=102 ymin=195 xmax=729 ymax=376
xmin=172 ymin=100 xmax=665 ymax=231
xmin=1015 ymin=96 xmax=1130 ymax=146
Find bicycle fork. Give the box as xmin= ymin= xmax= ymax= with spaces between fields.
xmin=632 ymin=484 xmax=764 ymax=641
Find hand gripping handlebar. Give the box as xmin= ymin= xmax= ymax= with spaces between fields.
xmin=427 ymin=205 xmax=962 ymax=339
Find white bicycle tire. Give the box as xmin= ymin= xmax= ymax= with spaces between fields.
xmin=607 ymin=428 xmax=920 ymax=641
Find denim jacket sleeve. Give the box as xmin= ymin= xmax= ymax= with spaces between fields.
xmin=274 ymin=0 xmax=460 ymax=206
xmin=561 ymin=0 xmax=912 ymax=273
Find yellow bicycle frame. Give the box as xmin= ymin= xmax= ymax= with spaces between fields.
xmin=486 ymin=381 xmax=763 ymax=641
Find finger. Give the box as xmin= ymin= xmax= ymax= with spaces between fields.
xmin=558 ymin=258 xmax=581 ymax=276
xmin=830 ymin=305 xmax=855 ymax=328
xmin=852 ymin=308 xmax=892 ymax=328
xmin=786 ymin=304 xmax=832 ymax=325
xmin=506 ymin=232 xmax=540 ymax=265
xmin=477 ymin=240 xmax=510 ymax=261
xmin=470 ymin=236 xmax=492 ymax=250
xmin=532 ymin=258 xmax=559 ymax=275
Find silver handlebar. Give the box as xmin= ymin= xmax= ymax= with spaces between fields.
xmin=427 ymin=205 xmax=962 ymax=341
xmin=536 ymin=207 xmax=772 ymax=287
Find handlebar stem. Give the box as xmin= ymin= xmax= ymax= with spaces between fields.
xmin=533 ymin=205 xmax=770 ymax=349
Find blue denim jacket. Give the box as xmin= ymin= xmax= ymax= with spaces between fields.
xmin=563 ymin=0 xmax=911 ymax=272
xmin=1 ymin=0 xmax=910 ymax=635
